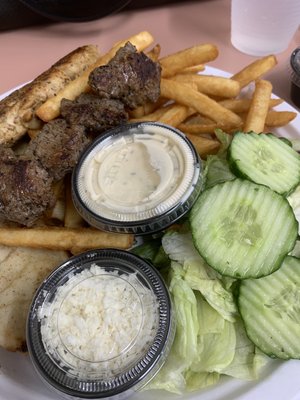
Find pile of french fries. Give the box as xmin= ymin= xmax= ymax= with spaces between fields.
xmin=1 ymin=30 xmax=297 ymax=254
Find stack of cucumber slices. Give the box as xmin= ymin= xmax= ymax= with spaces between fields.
xmin=190 ymin=131 xmax=300 ymax=359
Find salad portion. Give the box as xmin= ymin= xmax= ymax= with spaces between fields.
xmin=132 ymin=129 xmax=300 ymax=394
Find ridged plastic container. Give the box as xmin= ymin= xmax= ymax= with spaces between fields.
xmin=26 ymin=249 xmax=174 ymax=400
xmin=72 ymin=122 xmax=203 ymax=235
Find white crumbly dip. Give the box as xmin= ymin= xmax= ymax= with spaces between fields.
xmin=76 ymin=125 xmax=196 ymax=222
xmin=38 ymin=264 xmax=159 ymax=379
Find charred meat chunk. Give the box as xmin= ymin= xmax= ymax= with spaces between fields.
xmin=88 ymin=42 xmax=161 ymax=109
xmin=27 ymin=118 xmax=90 ymax=181
xmin=60 ymin=93 xmax=128 ymax=133
xmin=0 ymin=149 xmax=55 ymax=226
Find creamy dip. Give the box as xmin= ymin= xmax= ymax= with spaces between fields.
xmin=76 ymin=124 xmax=197 ymax=222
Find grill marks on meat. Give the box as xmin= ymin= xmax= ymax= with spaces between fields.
xmin=27 ymin=119 xmax=90 ymax=181
xmin=0 ymin=148 xmax=55 ymax=226
xmin=89 ymin=42 xmax=161 ymax=109
xmin=61 ymin=94 xmax=128 ymax=134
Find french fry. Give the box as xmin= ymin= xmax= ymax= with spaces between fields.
xmin=265 ymin=110 xmax=297 ymax=127
xmin=178 ymin=64 xmax=205 ymax=74
xmin=185 ymin=134 xmax=220 ymax=157
xmin=219 ymin=97 xmax=283 ymax=113
xmin=129 ymin=104 xmax=174 ymax=122
xmin=160 ymin=78 xmax=242 ymax=128
xmin=27 ymin=128 xmax=40 ymax=139
xmin=159 ymin=104 xmax=194 ymax=127
xmin=244 ymin=79 xmax=273 ymax=133
xmin=147 ymin=44 xmax=161 ymax=61
xmin=47 ymin=199 xmax=65 ymax=223
xmin=184 ymin=114 xmax=214 ymax=125
xmin=45 ymin=179 xmax=66 ymax=223
xmin=160 ymin=44 xmax=218 ymax=78
xmin=232 ymin=55 xmax=277 ymax=88
xmin=179 ymin=122 xmax=235 ymax=135
xmin=0 ymin=227 xmax=134 ymax=251
xmin=238 ymin=110 xmax=298 ymax=128
xmin=36 ymin=31 xmax=154 ymax=122
xmin=129 ymin=97 xmax=168 ymax=119
xmin=64 ymin=176 xmax=86 ymax=228
xmin=172 ymin=74 xmax=241 ymax=98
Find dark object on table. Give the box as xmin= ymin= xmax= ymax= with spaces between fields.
xmin=19 ymin=0 xmax=132 ymax=22
xmin=0 ymin=0 xmax=188 ymax=30
xmin=290 ymin=47 xmax=300 ymax=109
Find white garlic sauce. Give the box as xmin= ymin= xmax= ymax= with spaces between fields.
xmin=77 ymin=125 xmax=196 ymax=221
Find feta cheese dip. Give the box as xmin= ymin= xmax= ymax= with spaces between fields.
xmin=39 ymin=265 xmax=158 ymax=377
xmin=26 ymin=249 xmax=174 ymax=399
xmin=72 ymin=122 xmax=202 ymax=234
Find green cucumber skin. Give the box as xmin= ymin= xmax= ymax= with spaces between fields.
xmin=238 ymin=256 xmax=300 ymax=359
xmin=279 ymin=137 xmax=293 ymax=147
xmin=190 ymin=179 xmax=298 ymax=279
xmin=228 ymin=132 xmax=300 ymax=197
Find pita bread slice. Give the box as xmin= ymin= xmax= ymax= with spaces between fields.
xmin=0 ymin=245 xmax=68 ymax=352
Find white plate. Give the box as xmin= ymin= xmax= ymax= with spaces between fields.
xmin=1 ymin=67 xmax=300 ymax=400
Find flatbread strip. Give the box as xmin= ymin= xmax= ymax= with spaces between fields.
xmin=0 ymin=44 xmax=100 ymax=145
xmin=0 ymin=245 xmax=68 ymax=352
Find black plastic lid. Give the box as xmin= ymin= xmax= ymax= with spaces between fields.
xmin=19 ymin=0 xmax=132 ymax=22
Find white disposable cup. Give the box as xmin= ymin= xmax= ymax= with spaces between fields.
xmin=231 ymin=0 xmax=300 ymax=56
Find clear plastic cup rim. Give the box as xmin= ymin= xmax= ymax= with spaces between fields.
xmin=26 ymin=249 xmax=175 ymax=399
xmin=71 ymin=122 xmax=203 ymax=235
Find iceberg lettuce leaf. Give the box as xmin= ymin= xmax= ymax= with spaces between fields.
xmin=185 ymin=370 xmax=220 ymax=392
xmin=190 ymin=293 xmax=236 ymax=373
xmin=145 ymin=227 xmax=268 ymax=395
xmin=145 ymin=349 xmax=187 ymax=394
xmin=145 ymin=262 xmax=199 ymax=394
xmin=220 ymin=317 xmax=270 ymax=380
xmin=162 ymin=231 xmax=237 ymax=322
xmin=288 ymin=184 xmax=300 ymax=234
xmin=204 ymin=129 xmax=236 ymax=188
xmin=169 ymin=262 xmax=199 ymax=362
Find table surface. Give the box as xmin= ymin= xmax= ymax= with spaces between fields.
xmin=0 ymin=0 xmax=299 ymax=108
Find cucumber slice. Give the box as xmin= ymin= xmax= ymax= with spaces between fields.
xmin=238 ymin=256 xmax=300 ymax=359
xmin=228 ymin=132 xmax=300 ymax=196
xmin=190 ymin=179 xmax=298 ymax=279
